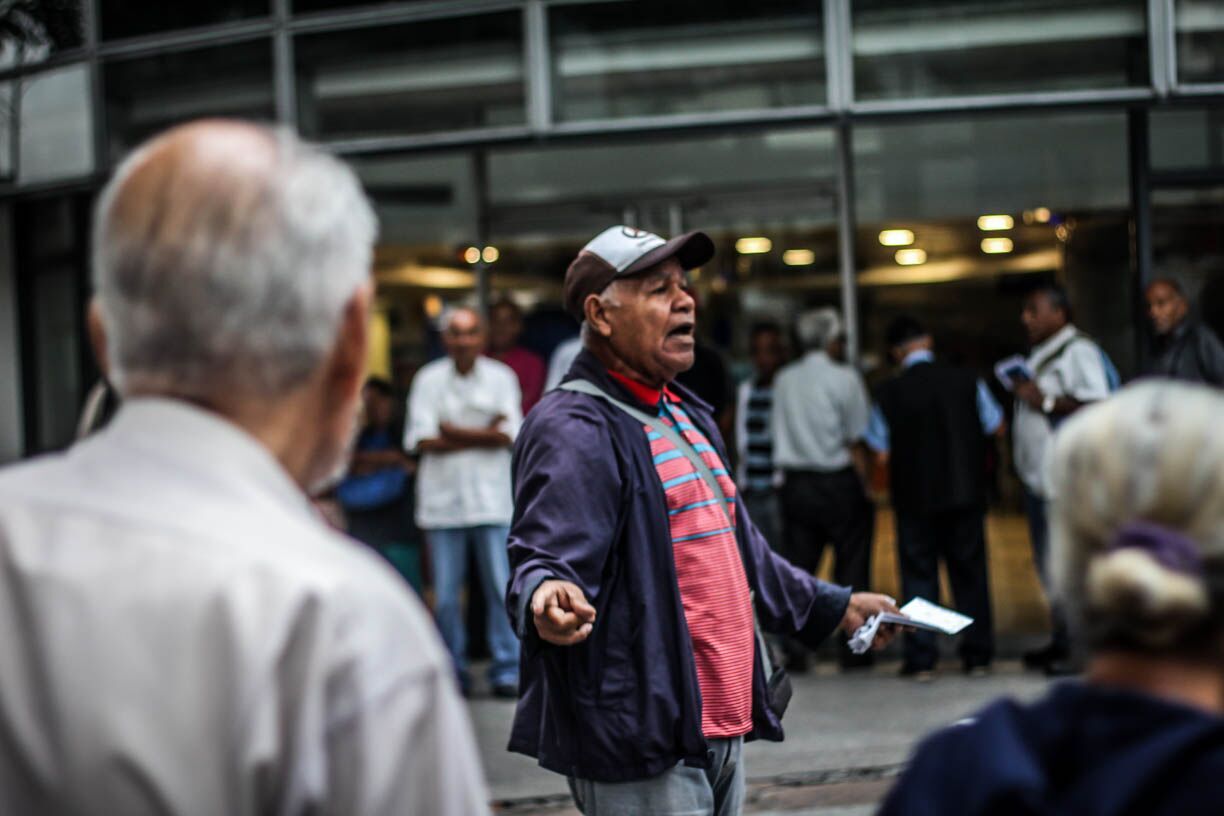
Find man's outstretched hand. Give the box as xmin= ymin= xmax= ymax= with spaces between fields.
xmin=531 ymin=579 xmax=597 ymax=646
xmin=841 ymin=592 xmax=901 ymax=650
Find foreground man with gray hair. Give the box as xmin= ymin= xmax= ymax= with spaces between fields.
xmin=0 ymin=120 xmax=488 ymax=815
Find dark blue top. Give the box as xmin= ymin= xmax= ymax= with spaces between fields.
xmin=880 ymin=682 xmax=1224 ymax=815
xmin=504 ymin=349 xmax=853 ymax=783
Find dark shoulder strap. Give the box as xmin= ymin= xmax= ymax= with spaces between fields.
xmin=559 ymin=379 xmax=734 ymax=528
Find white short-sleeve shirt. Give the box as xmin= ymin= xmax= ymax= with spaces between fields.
xmin=771 ymin=350 xmax=871 ymax=472
xmin=406 ymin=355 xmax=522 ymax=529
xmin=1013 ymin=323 xmax=1112 ymax=497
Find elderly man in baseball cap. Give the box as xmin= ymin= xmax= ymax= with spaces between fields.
xmin=503 ymin=226 xmax=898 ymax=815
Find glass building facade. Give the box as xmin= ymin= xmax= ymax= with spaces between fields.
xmin=1 ymin=0 xmax=1223 ymax=459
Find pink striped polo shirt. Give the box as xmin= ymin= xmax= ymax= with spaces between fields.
xmin=608 ymin=372 xmax=755 ymax=738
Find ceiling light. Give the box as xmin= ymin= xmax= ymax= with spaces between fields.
xmin=423 ymin=294 xmax=443 ymax=318
xmin=981 ymin=237 xmax=1014 ymax=254
xmin=895 ymin=248 xmax=927 ymax=266
xmin=1032 ymin=207 xmax=1051 ymax=224
xmin=735 ymin=237 xmax=772 ymax=255
xmin=481 ymin=246 xmax=499 ymax=263
xmin=878 ymin=229 xmax=915 ymax=247
xmin=463 ymin=246 xmax=481 ymax=264
xmin=977 ymin=215 xmax=1014 ymax=231
xmin=782 ymin=249 xmax=815 ymax=266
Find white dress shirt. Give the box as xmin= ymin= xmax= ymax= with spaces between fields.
xmin=406 ymin=356 xmax=522 ymax=530
xmin=772 ymin=350 xmax=871 ymax=472
xmin=0 ymin=398 xmax=488 ymax=816
xmin=1013 ymin=323 xmax=1112 ymax=497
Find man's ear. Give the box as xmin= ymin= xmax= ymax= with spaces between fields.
xmin=583 ymin=291 xmax=615 ymax=338
xmin=86 ymin=298 xmax=110 ymax=378
xmin=330 ymin=281 xmax=373 ymax=399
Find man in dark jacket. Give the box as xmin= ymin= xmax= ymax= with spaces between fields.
xmin=1144 ymin=277 xmax=1224 ymax=386
xmin=505 ymin=225 xmax=898 ymax=815
xmin=864 ymin=316 xmax=1002 ymax=680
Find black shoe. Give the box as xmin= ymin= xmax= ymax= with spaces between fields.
xmin=491 ymin=683 xmax=519 ymax=699
xmin=1022 ymin=642 xmax=1069 ymax=670
xmin=899 ymin=663 xmax=935 ymax=682
xmin=962 ymin=659 xmax=992 ymax=678
xmin=840 ymin=653 xmax=875 ymax=671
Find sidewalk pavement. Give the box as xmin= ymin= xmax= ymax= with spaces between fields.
xmin=473 ymin=658 xmax=1053 ymax=815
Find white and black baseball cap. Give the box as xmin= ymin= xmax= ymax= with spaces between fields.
xmin=563 ymin=225 xmax=714 ymax=321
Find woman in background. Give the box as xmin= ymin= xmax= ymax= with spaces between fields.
xmin=880 ymin=381 xmax=1224 ymax=815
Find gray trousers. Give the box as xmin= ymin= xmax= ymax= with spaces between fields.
xmin=568 ymin=737 xmax=745 ymax=816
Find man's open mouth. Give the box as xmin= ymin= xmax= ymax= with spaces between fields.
xmin=667 ymin=323 xmax=695 ymax=339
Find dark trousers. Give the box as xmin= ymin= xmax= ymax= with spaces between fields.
xmin=1021 ymin=487 xmax=1071 ymax=654
xmin=895 ymin=506 xmax=995 ymax=670
xmin=780 ymin=468 xmax=874 ymax=663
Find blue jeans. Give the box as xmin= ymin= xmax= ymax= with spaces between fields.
xmin=568 ymin=737 xmax=745 ymax=816
xmin=427 ymin=525 xmax=519 ymax=688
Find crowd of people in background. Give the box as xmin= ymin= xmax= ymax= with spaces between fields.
xmin=355 ymin=268 xmax=1224 ymax=693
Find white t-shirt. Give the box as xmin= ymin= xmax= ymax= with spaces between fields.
xmin=1013 ymin=323 xmax=1112 ymax=497
xmin=406 ymin=356 xmax=522 ymax=529
xmin=0 ymin=399 xmax=489 ymax=816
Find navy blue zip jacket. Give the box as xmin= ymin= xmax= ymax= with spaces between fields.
xmin=879 ymin=682 xmax=1224 ymax=815
xmin=504 ymin=349 xmax=853 ymax=783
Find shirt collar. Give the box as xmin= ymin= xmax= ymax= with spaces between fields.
xmin=901 ymin=348 xmax=935 ymax=369
xmin=607 ymin=369 xmax=679 ymax=408
xmin=1032 ymin=323 xmax=1078 ymax=359
xmin=100 ymin=397 xmax=315 ymax=519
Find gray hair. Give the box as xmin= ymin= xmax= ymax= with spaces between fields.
xmin=1049 ymin=382 xmax=1224 ymax=655
xmin=795 ymin=307 xmax=842 ymax=352
xmin=92 ymin=121 xmax=377 ymax=400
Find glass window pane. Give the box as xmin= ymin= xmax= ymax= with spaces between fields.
xmin=293 ymin=0 xmax=425 ymax=12
xmin=852 ymin=1 xmax=1148 ymax=101
xmin=102 ymin=41 xmax=274 ymax=163
xmin=1177 ymin=0 xmax=1224 ymax=84
xmin=1151 ymin=108 xmax=1224 ymax=172
xmin=853 ymin=112 xmax=1135 ymax=376
xmin=0 ymin=83 xmax=12 ymax=180
xmin=99 ymin=0 xmax=269 ymax=41
xmin=294 ymin=13 xmax=525 ymax=141
xmin=18 ymin=64 xmax=93 ymax=184
xmin=0 ymin=1 xmax=85 ymax=70
xmin=550 ymin=0 xmax=825 ymax=122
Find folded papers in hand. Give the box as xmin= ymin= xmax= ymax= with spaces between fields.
xmin=848 ymin=597 xmax=974 ymax=655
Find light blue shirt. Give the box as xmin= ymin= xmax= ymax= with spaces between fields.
xmin=863 ymin=349 xmax=1003 ymax=453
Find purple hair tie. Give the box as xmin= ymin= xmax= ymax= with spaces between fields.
xmin=1108 ymin=521 xmax=1203 ymax=577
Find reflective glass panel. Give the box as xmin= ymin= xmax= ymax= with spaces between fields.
xmin=19 ymin=64 xmax=93 ymax=184
xmin=99 ymin=0 xmax=269 ymax=41
xmin=852 ymin=0 xmax=1148 ymax=101
xmin=294 ymin=13 xmax=525 ymax=140
xmin=102 ymin=40 xmax=274 ymax=163
xmin=853 ymin=111 xmax=1135 ymax=377
xmin=0 ymin=0 xmax=84 ymax=70
xmin=1176 ymin=0 xmax=1224 ymax=84
xmin=549 ymin=0 xmax=825 ymax=121
xmin=0 ymin=83 xmax=12 ymax=180
xmin=293 ymin=0 xmax=426 ymax=12
xmin=1150 ymin=107 xmax=1224 ymax=172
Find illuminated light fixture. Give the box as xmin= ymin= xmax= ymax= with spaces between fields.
xmin=783 ymin=249 xmax=816 ymax=266
xmin=895 ymin=248 xmax=927 ymax=266
xmin=1032 ymin=207 xmax=1052 ymax=224
xmin=423 ymin=294 xmax=444 ymax=318
xmin=735 ymin=236 xmax=772 ymax=255
xmin=481 ymin=246 xmax=500 ymax=264
xmin=463 ymin=246 xmax=481 ymax=264
xmin=981 ymin=237 xmax=1014 ymax=254
xmin=977 ymin=214 xmax=1014 ymax=231
xmin=878 ymin=229 xmax=915 ymax=247
xmin=1056 ymin=224 xmax=1069 ymax=242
